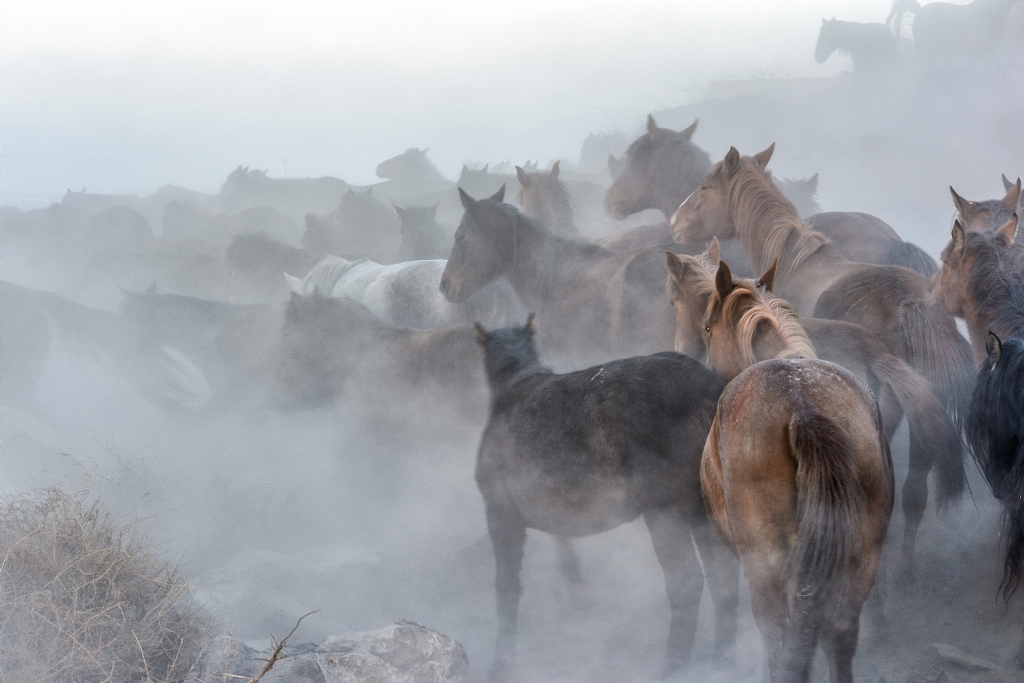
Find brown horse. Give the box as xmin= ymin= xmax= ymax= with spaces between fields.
xmin=701 ymin=261 xmax=894 ymax=683
xmin=666 ymin=241 xmax=963 ymax=573
xmin=950 ymin=180 xmax=1021 ymax=233
xmin=932 ymin=216 xmax=1023 ymax=362
xmin=515 ymin=161 xmax=579 ymax=237
xmin=671 ymin=145 xmax=974 ymax=451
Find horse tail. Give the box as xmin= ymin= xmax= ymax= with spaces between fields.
xmin=886 ymin=0 xmax=921 ymax=33
xmin=879 ymin=241 xmax=938 ymax=279
xmin=897 ymin=301 xmax=974 ymax=437
xmin=868 ymin=351 xmax=965 ymax=505
xmin=999 ymin=454 xmax=1024 ymax=601
xmin=784 ymin=411 xmax=867 ymax=679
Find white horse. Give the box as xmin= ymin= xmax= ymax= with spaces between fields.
xmin=285 ymin=256 xmax=523 ymax=330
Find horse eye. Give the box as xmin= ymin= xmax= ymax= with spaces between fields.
xmin=705 ymin=326 xmax=711 ymax=333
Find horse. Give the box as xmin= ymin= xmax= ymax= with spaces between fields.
xmin=515 ymin=161 xmax=580 ymax=236
xmin=224 ymin=232 xmax=315 ymax=304
xmin=458 ymin=164 xmax=518 ymax=201
xmin=887 ymin=0 xmax=1015 ymax=65
xmin=814 ymin=18 xmax=899 ymax=77
xmin=472 ymin=316 xmax=737 ymax=681
xmin=931 ymin=216 xmax=1024 ymax=363
xmin=286 ymin=254 xmax=523 ymax=330
xmin=672 ymin=144 xmax=974 ymax=452
xmin=967 ymin=333 xmax=1024 ymax=603
xmin=950 ymin=180 xmax=1022 ymax=233
xmin=301 ymin=187 xmax=401 ymax=263
xmin=775 ymin=174 xmax=821 ymax=219
xmin=439 ymin=187 xmax=681 ymax=368
xmin=701 ymin=261 xmax=894 ymax=683
xmin=610 ymin=116 xmax=935 ymax=276
xmin=218 ymin=165 xmax=350 ymax=220
xmin=375 ymin=147 xmax=452 ymax=195
xmin=666 ymin=241 xmax=963 ymax=574
xmin=391 ymin=201 xmax=453 ymax=262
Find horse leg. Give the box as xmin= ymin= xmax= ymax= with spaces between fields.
xmin=898 ymin=424 xmax=931 ymax=583
xmin=743 ymin=557 xmax=790 ymax=683
xmin=486 ymin=504 xmax=527 ymax=683
xmin=644 ymin=506 xmax=705 ymax=678
xmin=691 ymin=518 xmax=740 ymax=663
xmin=553 ymin=535 xmax=584 ymax=585
xmin=821 ymin=605 xmax=860 ymax=683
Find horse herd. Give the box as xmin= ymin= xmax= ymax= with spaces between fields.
xmin=6 ymin=114 xmax=1024 ymax=683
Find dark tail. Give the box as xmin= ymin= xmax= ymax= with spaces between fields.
xmin=897 ymin=301 xmax=975 ymax=438
xmin=868 ymin=351 xmax=966 ymax=505
xmin=886 ymin=0 xmax=922 ymax=33
xmin=999 ymin=456 xmax=1024 ymax=601
xmin=783 ymin=413 xmax=867 ymax=680
xmin=879 ymin=241 xmax=938 ymax=279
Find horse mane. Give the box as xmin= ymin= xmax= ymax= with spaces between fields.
xmin=297 ymin=256 xmax=363 ymax=295
xmin=963 ymin=231 xmax=1024 ymax=340
xmin=710 ymin=278 xmax=817 ymax=367
xmin=729 ymin=160 xmax=832 ymax=273
xmin=518 ymin=170 xmax=576 ymax=233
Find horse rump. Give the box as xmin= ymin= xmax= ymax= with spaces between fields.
xmin=879 ymin=240 xmax=938 ymax=279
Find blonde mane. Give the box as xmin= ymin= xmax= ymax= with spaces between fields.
xmin=710 ymin=278 xmax=817 ymax=367
xmin=727 ymin=160 xmax=832 ymax=274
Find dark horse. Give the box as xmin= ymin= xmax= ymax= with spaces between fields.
xmin=814 ymin=18 xmax=899 ymax=77
xmin=472 ymin=316 xmax=737 ymax=681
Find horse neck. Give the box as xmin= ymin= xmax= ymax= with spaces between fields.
xmin=499 ymin=220 xmax=599 ymax=312
xmin=538 ymin=183 xmax=576 ymax=233
xmin=654 ymin=143 xmax=711 ymax=217
xmin=964 ymin=245 xmax=1024 ymax=357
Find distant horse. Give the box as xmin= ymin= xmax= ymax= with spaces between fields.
xmin=814 ymin=18 xmax=899 ymax=77
xmin=218 ymin=165 xmax=350 ymax=219
xmin=950 ymin=180 xmax=1021 ymax=233
xmin=458 ymin=164 xmax=518 ymax=200
xmin=472 ymin=317 xmax=737 ymax=681
xmin=666 ymin=241 xmax=963 ymax=573
xmin=932 ymin=216 xmax=1023 ymax=362
xmin=967 ymin=333 xmax=1024 ymax=602
xmin=775 ymin=174 xmax=821 ymax=219
xmin=610 ymin=116 xmax=934 ymax=276
xmin=286 ymin=254 xmax=522 ymax=330
xmin=887 ymin=0 xmax=1016 ymax=65
xmin=375 ymin=147 xmax=451 ymax=195
xmin=391 ymin=201 xmax=453 ymax=262
xmin=225 ymin=232 xmax=314 ymax=304
xmin=672 ymin=144 xmax=974 ymax=450
xmin=276 ymin=292 xmax=486 ymax=416
xmin=515 ymin=161 xmax=580 ymax=236
xmin=439 ymin=187 xmax=681 ymax=367
xmin=701 ymin=261 xmax=893 ymax=683
xmin=301 ymin=187 xmax=401 ymax=263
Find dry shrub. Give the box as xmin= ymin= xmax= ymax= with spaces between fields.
xmin=0 ymin=486 xmax=212 ymax=683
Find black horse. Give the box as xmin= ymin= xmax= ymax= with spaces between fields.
xmin=472 ymin=316 xmax=738 ymax=681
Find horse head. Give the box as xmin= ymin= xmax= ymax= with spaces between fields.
xmin=665 ymin=238 xmax=721 ymax=359
xmin=440 ymin=186 xmax=509 ymax=303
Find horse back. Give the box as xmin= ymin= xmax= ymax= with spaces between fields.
xmin=806 ymin=212 xmax=901 ymax=265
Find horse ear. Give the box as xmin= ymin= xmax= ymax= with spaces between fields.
xmin=949 ymin=186 xmax=973 ymax=217
xmin=482 ymin=163 xmax=489 ymax=173
xmin=951 ymin=220 xmax=966 ymax=252
xmin=997 ymin=213 xmax=1018 ymax=244
xmin=458 ymin=187 xmax=476 ymax=211
xmin=391 ymin=202 xmax=406 ymax=220
xmin=1002 ymin=178 xmax=1021 ymax=212
xmin=680 ymin=118 xmax=698 ymax=140
xmin=430 ymin=199 xmax=441 ymax=217
xmin=1003 ymin=174 xmax=1016 ymax=193
xmin=474 ymin=322 xmax=489 ymax=347
xmin=647 ymin=114 xmax=658 ymax=138
xmin=822 ymin=17 xmax=827 ymax=24
xmin=752 ymin=143 xmax=775 ymax=168
xmin=364 ymin=186 xmax=373 ymax=196
xmin=665 ymin=251 xmax=688 ymax=285
xmin=707 ymin=236 xmax=720 ymax=263
xmin=809 ymin=172 xmax=819 ymax=192
xmin=714 ymin=260 xmax=734 ymax=297
xmin=550 ymin=160 xmax=560 ymax=180
xmin=490 ymin=184 xmax=506 ymax=203
xmin=462 ymin=165 xmax=470 ymax=175
xmin=987 ymin=331 xmax=1003 ymax=367
xmin=525 ymin=312 xmax=537 ymax=336
xmin=283 ymin=272 xmax=302 ymax=293
xmin=515 ymin=166 xmax=530 ymax=187
xmin=757 ymin=258 xmax=778 ymax=292
xmin=723 ymin=147 xmax=741 ymax=176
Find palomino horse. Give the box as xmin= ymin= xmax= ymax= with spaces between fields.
xmin=439 ymin=187 xmax=680 ymax=367
xmin=286 ymin=253 xmax=523 ymax=330
xmin=666 ymin=241 xmax=963 ymax=572
xmin=701 ymin=261 xmax=894 ymax=683
xmin=671 ymin=144 xmax=974 ymax=452
xmin=814 ymin=18 xmax=899 ymax=77
xmin=472 ymin=316 xmax=737 ymax=681
xmin=932 ymin=216 xmax=1022 ymax=363
xmin=950 ymin=180 xmax=1021 ymax=233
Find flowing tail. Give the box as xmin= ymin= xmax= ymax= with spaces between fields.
xmin=879 ymin=241 xmax=938 ymax=279
xmin=897 ymin=301 xmax=975 ymax=439
xmin=887 ymin=0 xmax=922 ymax=33
xmin=868 ymin=350 xmax=965 ymax=505
xmin=783 ymin=412 xmax=867 ymax=681
xmin=998 ymin=459 xmax=1024 ymax=600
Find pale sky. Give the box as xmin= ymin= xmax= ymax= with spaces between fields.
xmin=2 ymin=0 xmax=895 ymax=204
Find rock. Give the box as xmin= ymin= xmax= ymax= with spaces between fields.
xmin=317 ymin=620 xmax=469 ymax=683
xmin=185 ymin=621 xmax=468 ymax=683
